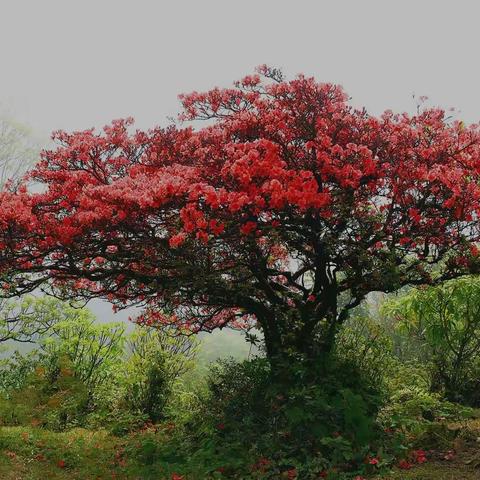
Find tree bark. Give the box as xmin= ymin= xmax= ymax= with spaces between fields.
xmin=259 ymin=303 xmax=339 ymax=380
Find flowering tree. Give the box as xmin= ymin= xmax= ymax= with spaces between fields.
xmin=1 ymin=66 xmax=480 ymax=366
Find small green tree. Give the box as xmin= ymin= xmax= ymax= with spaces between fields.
xmin=123 ymin=326 xmax=197 ymax=421
xmin=40 ymin=310 xmax=126 ymax=391
xmin=0 ymin=296 xmax=75 ymax=344
xmin=0 ymin=296 xmax=126 ymax=395
xmin=384 ymin=276 xmax=480 ymax=404
xmin=335 ymin=315 xmax=394 ymax=390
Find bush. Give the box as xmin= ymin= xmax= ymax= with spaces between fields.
xmin=121 ymin=326 xmax=197 ymax=423
xmin=383 ymin=276 xmax=480 ymax=405
xmin=0 ymin=350 xmax=39 ymax=394
xmin=40 ymin=313 xmax=126 ymax=392
xmin=0 ymin=355 xmax=90 ymax=430
xmin=0 ymin=305 xmax=199 ymax=435
xmin=378 ymin=361 xmax=473 ymax=449
xmin=167 ymin=356 xmax=385 ymax=479
xmin=335 ymin=315 xmax=395 ymax=394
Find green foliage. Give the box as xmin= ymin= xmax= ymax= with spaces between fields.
xmin=0 ymin=296 xmax=82 ymax=344
xmin=0 ymin=350 xmax=38 ymax=393
xmin=0 ymin=299 xmax=198 ymax=437
xmin=383 ymin=276 xmax=480 ymax=404
xmin=0 ymin=355 xmax=90 ymax=430
xmin=0 ymin=425 xmax=179 ymax=479
xmin=120 ymin=326 xmax=197 ymax=423
xmin=39 ymin=307 xmax=126 ymax=391
xmin=159 ymin=356 xmax=385 ymax=479
xmin=334 ymin=306 xmax=475 ymax=459
xmin=335 ymin=316 xmax=395 ymax=393
xmin=3 ymin=289 xmax=480 ymax=477
xmin=378 ymin=362 xmax=473 ymax=457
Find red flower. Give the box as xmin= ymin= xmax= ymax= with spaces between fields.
xmin=171 ymin=474 xmax=184 ymax=480
xmin=286 ymin=468 xmax=297 ymax=479
xmin=369 ymin=457 xmax=379 ymax=465
xmin=443 ymin=450 xmax=455 ymax=461
xmin=251 ymin=456 xmax=270 ymax=473
xmin=216 ymin=422 xmax=225 ymax=430
xmin=57 ymin=459 xmax=66 ymax=468
xmin=413 ymin=449 xmax=427 ymax=464
xmin=398 ymin=459 xmax=412 ymax=470
xmin=169 ymin=232 xmax=186 ymax=248
xmin=240 ymin=221 xmax=257 ymax=235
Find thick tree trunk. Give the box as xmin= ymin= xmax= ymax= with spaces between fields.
xmin=260 ymin=306 xmax=339 ymax=380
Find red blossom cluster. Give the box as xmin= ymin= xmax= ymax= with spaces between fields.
xmin=412 ymin=449 xmax=428 ymax=464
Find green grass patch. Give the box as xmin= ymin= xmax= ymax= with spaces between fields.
xmin=0 ymin=426 xmax=176 ymax=479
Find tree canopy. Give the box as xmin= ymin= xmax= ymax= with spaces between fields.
xmin=1 ymin=66 xmax=480 ymax=362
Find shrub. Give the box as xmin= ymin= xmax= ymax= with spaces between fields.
xmin=0 ymin=350 xmax=39 ymax=394
xmin=383 ymin=276 xmax=480 ymax=405
xmin=121 ymin=326 xmax=197 ymax=423
xmin=170 ymin=356 xmax=385 ymax=479
xmin=0 ymin=307 xmax=198 ymax=434
xmin=40 ymin=313 xmax=126 ymax=393
xmin=335 ymin=315 xmax=395 ymax=394
xmin=0 ymin=355 xmax=90 ymax=430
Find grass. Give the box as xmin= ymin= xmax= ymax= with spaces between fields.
xmin=383 ymin=458 xmax=480 ymax=480
xmin=384 ymin=463 xmax=479 ymax=480
xmin=381 ymin=418 xmax=480 ymax=480
xmin=1 ymin=419 xmax=480 ymax=479
xmin=0 ymin=425 xmax=177 ymax=480
xmin=0 ymin=427 xmax=115 ymax=479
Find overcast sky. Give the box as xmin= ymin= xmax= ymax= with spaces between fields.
xmin=1 ymin=0 xmax=479 ymax=322
xmin=1 ymin=0 xmax=479 ymax=137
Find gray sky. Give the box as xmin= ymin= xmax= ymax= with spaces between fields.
xmin=1 ymin=0 xmax=479 ymax=323
xmin=1 ymin=0 xmax=479 ymax=138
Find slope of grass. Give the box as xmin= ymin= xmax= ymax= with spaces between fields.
xmin=0 ymin=426 xmax=176 ymax=480
xmin=1 ymin=418 xmax=480 ymax=479
xmin=385 ymin=463 xmax=478 ymax=480
xmin=382 ymin=418 xmax=480 ymax=480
